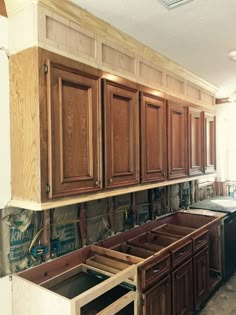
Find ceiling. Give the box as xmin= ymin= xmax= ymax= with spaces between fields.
xmin=71 ymin=0 xmax=236 ymax=98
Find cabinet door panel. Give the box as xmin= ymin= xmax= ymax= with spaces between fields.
xmin=104 ymin=80 xmax=139 ymax=188
xmin=204 ymin=113 xmax=216 ymax=173
xmin=168 ymin=103 xmax=188 ymax=179
xmin=172 ymin=258 xmax=193 ymax=315
xmin=141 ymin=93 xmax=167 ymax=183
xmin=189 ymin=109 xmax=204 ymax=175
xmin=48 ymin=63 xmax=102 ymax=198
xmin=143 ymin=275 xmax=171 ymax=315
xmin=193 ymin=247 xmax=209 ymax=310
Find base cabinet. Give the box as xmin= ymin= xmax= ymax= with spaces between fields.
xmin=142 ymin=275 xmax=171 ymax=315
xmin=193 ymin=247 xmax=209 ymax=310
xmin=172 ymin=259 xmax=193 ymax=315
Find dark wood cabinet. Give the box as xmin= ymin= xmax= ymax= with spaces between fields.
xmin=167 ymin=102 xmax=188 ymax=179
xmin=47 ymin=61 xmax=102 ymax=198
xmin=188 ymin=108 xmax=204 ymax=176
xmin=103 ymin=79 xmax=139 ymax=188
xmin=142 ymin=275 xmax=171 ymax=315
xmin=140 ymin=92 xmax=167 ymax=183
xmin=172 ymin=258 xmax=193 ymax=315
xmin=203 ymin=112 xmax=216 ymax=173
xmin=193 ymin=246 xmax=209 ymax=310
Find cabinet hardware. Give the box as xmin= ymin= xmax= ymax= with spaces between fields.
xmin=95 ymin=180 xmax=100 ymax=187
xmin=163 ymin=172 xmax=166 ymax=176
xmin=109 ymin=178 xmax=113 ymax=183
xmin=46 ymin=184 xmax=50 ymax=193
xmin=44 ymin=64 xmax=48 ymax=74
xmin=153 ymin=267 xmax=161 ymax=273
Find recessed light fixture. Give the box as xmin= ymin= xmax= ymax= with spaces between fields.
xmin=229 ymin=51 xmax=236 ymax=60
xmin=159 ymin=0 xmax=193 ymax=9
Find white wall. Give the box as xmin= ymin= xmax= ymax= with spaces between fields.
xmin=0 ymin=16 xmax=11 ymax=208
xmin=216 ymin=102 xmax=236 ymax=181
xmin=0 ymin=276 xmax=12 ymax=315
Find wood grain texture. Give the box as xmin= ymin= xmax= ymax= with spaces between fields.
xmin=167 ymin=102 xmax=189 ymax=179
xmin=140 ymin=92 xmax=167 ymax=183
xmin=189 ymin=108 xmax=204 ymax=176
xmin=0 ymin=0 xmax=7 ymax=16
xmin=103 ymin=78 xmax=140 ymax=188
xmin=203 ymin=112 xmax=216 ymax=173
xmin=10 ymin=47 xmax=41 ymax=202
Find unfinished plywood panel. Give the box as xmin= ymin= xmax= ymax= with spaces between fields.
xmin=187 ymin=83 xmax=201 ymax=101
xmin=201 ymin=91 xmax=215 ymax=107
xmin=10 ymin=47 xmax=41 ymax=202
xmin=166 ymin=74 xmax=185 ymax=95
xmin=102 ymin=42 xmax=135 ymax=75
xmin=139 ymin=61 xmax=164 ymax=86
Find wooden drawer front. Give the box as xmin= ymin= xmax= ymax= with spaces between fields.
xmin=140 ymin=254 xmax=170 ymax=290
xmin=172 ymin=240 xmax=192 ymax=268
xmin=193 ymin=230 xmax=209 ymax=253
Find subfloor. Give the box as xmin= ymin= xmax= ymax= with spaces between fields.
xmin=200 ymin=273 xmax=236 ymax=315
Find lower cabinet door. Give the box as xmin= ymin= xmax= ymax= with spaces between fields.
xmin=193 ymin=246 xmax=209 ymax=310
xmin=142 ymin=275 xmax=171 ymax=315
xmin=172 ymin=258 xmax=193 ymax=315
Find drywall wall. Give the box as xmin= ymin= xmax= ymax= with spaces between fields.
xmin=0 ymin=275 xmax=12 ymax=315
xmin=0 ymin=16 xmax=11 ymax=208
xmin=216 ymin=102 xmax=236 ymax=181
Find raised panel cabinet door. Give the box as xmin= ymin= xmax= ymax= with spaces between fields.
xmin=143 ymin=275 xmax=171 ymax=315
xmin=47 ymin=61 xmax=102 ymax=198
xmin=189 ymin=109 xmax=204 ymax=176
xmin=193 ymin=247 xmax=209 ymax=310
xmin=103 ymin=79 xmax=139 ymax=188
xmin=172 ymin=258 xmax=193 ymax=315
xmin=203 ymin=112 xmax=216 ymax=173
xmin=168 ymin=102 xmax=188 ymax=179
xmin=140 ymin=92 xmax=167 ymax=183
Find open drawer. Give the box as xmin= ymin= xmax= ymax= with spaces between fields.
xmin=12 ymin=245 xmax=139 ymax=315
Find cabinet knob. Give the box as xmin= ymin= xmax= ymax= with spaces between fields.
xmin=163 ymin=172 xmax=166 ymax=176
xmin=109 ymin=178 xmax=113 ymax=183
xmin=95 ymin=180 xmax=99 ymax=187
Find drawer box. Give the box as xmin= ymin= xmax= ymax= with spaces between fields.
xmin=171 ymin=240 xmax=193 ymax=268
xmin=193 ymin=230 xmax=209 ymax=253
xmin=139 ymin=254 xmax=171 ymax=290
xmin=12 ymin=245 xmax=138 ymax=315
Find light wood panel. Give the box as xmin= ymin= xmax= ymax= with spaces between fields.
xmin=10 ymin=47 xmax=41 ymax=202
xmin=139 ymin=62 xmax=164 ymax=86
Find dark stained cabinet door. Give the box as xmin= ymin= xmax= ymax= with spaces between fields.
xmin=172 ymin=258 xmax=193 ymax=315
xmin=47 ymin=62 xmax=102 ymax=198
xmin=193 ymin=247 xmax=209 ymax=310
xmin=140 ymin=92 xmax=167 ymax=183
xmin=167 ymin=102 xmax=188 ymax=179
xmin=103 ymin=79 xmax=139 ymax=188
xmin=189 ymin=108 xmax=204 ymax=176
xmin=203 ymin=112 xmax=216 ymax=173
xmin=143 ymin=275 xmax=171 ymax=315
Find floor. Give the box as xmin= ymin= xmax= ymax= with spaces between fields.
xmin=200 ymin=273 xmax=236 ymax=315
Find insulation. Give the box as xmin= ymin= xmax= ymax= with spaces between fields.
xmin=154 ymin=187 xmax=168 ymax=217
xmin=169 ymin=184 xmax=180 ymax=211
xmin=113 ymin=194 xmax=132 ymax=232
xmin=51 ymin=204 xmax=80 ymax=257
xmin=135 ymin=191 xmax=150 ymax=224
xmin=0 ymin=208 xmax=39 ymax=276
xmin=85 ymin=199 xmax=111 ymax=244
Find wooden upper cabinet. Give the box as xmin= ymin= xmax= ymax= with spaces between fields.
xmin=203 ymin=112 xmax=216 ymax=173
xmin=189 ymin=108 xmax=204 ymax=176
xmin=140 ymin=92 xmax=167 ymax=183
xmin=103 ymin=79 xmax=139 ymax=188
xmin=47 ymin=61 xmax=102 ymax=198
xmin=167 ymin=102 xmax=188 ymax=179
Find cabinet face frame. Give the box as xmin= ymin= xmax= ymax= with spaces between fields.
xmin=140 ymin=92 xmax=167 ymax=183
xmin=103 ymin=78 xmax=140 ymax=189
xmin=188 ymin=108 xmax=204 ymax=176
xmin=203 ymin=112 xmax=216 ymax=174
xmin=167 ymin=102 xmax=189 ymax=179
xmin=46 ymin=59 xmax=102 ymax=199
